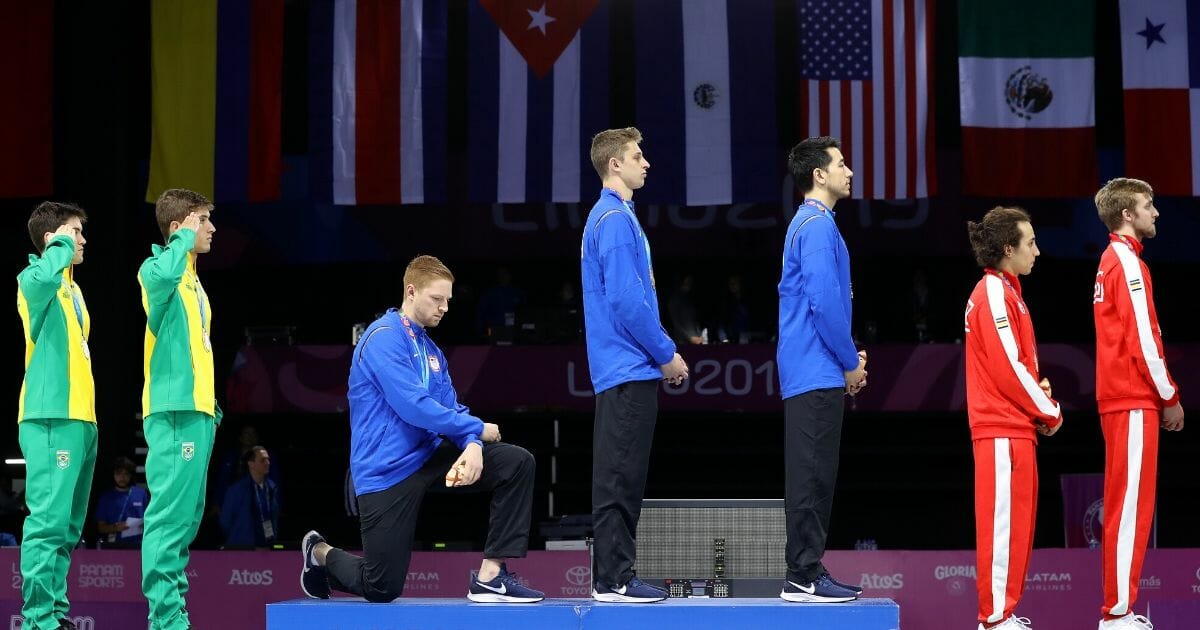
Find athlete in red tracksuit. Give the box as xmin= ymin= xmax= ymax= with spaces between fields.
xmin=1092 ymin=178 xmax=1184 ymax=630
xmin=965 ymin=207 xmax=1062 ymax=630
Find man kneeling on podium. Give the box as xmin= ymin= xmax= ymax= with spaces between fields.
xmin=300 ymin=255 xmax=544 ymax=604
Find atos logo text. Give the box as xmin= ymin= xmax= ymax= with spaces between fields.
xmin=858 ymin=573 xmax=904 ymax=590
xmin=228 ymin=569 xmax=274 ymax=586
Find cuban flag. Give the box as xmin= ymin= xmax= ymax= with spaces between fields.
xmin=311 ymin=0 xmax=448 ymax=205
xmin=467 ymin=0 xmax=608 ymax=204
xmin=632 ymin=0 xmax=778 ymax=206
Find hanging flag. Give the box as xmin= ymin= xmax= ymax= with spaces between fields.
xmin=1118 ymin=0 xmax=1200 ymax=196
xmin=467 ymin=0 xmax=607 ymax=204
xmin=147 ymin=0 xmax=283 ymax=204
xmin=314 ymin=0 xmax=447 ymax=206
xmin=958 ymin=0 xmax=1096 ymax=197
xmin=633 ymin=0 xmax=778 ymax=206
xmin=0 ymin=2 xmax=54 ymax=198
xmin=796 ymin=0 xmax=935 ymax=200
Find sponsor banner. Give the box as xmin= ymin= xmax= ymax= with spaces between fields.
xmin=5 ymin=549 xmax=1200 ymax=629
xmin=1 ymin=600 xmax=147 ymax=630
xmin=227 ymin=342 xmax=1200 ymax=416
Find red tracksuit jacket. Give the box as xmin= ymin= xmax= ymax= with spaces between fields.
xmin=965 ymin=269 xmax=1062 ymax=441
xmin=1094 ymin=234 xmax=1180 ymax=414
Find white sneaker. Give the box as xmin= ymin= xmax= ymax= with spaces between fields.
xmin=1098 ymin=614 xmax=1153 ymax=629
xmin=978 ymin=616 xmax=1032 ymax=630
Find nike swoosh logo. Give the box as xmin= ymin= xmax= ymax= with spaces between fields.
xmin=788 ymin=581 xmax=816 ymax=594
xmin=477 ymin=581 xmax=507 ymax=594
xmin=614 ymin=585 xmax=627 ymax=595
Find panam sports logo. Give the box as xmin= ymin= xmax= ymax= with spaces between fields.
xmin=78 ymin=563 xmax=125 ymax=589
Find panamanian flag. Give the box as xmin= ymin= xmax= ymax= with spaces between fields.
xmin=1119 ymin=0 xmax=1200 ymax=196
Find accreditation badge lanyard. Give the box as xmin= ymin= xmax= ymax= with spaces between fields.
xmin=66 ymin=278 xmax=90 ymax=360
xmin=116 ymin=490 xmax=132 ymax=522
xmin=612 ymin=193 xmax=655 ymax=289
xmin=255 ymin=483 xmax=275 ymax=540
xmin=802 ymin=197 xmax=835 ymax=219
xmin=187 ymin=268 xmax=212 ymax=352
xmin=400 ymin=313 xmax=431 ymax=389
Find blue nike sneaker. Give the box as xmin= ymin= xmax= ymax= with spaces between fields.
xmin=467 ymin=563 xmax=545 ymax=603
xmin=780 ymin=574 xmax=858 ymax=603
xmin=591 ymin=576 xmax=668 ymax=603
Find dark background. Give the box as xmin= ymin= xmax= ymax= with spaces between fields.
xmin=3 ymin=0 xmax=1197 ymax=554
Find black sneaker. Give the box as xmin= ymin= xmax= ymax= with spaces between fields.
xmin=823 ymin=571 xmax=864 ymax=595
xmin=467 ymin=563 xmax=545 ymax=603
xmin=301 ymin=530 xmax=331 ymax=599
xmin=780 ymin=574 xmax=858 ymax=603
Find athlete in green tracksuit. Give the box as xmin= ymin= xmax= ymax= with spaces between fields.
xmin=16 ymin=202 xmax=98 ymax=630
xmin=138 ymin=189 xmax=221 ymax=630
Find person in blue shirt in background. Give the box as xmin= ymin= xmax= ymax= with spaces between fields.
xmin=95 ymin=457 xmax=148 ymax=548
xmin=299 ymin=255 xmax=544 ymax=604
xmin=219 ymin=446 xmax=279 ymax=548
xmin=777 ymin=136 xmax=869 ymax=604
xmin=581 ymin=127 xmax=690 ymax=604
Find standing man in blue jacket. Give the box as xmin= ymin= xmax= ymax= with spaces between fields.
xmin=299 ymin=255 xmax=544 ymax=604
xmin=582 ymin=127 xmax=689 ymax=603
xmin=777 ymin=136 xmax=868 ymax=603
xmin=219 ymin=446 xmax=279 ymax=548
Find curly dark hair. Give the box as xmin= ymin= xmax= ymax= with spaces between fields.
xmin=966 ymin=206 xmax=1031 ymax=269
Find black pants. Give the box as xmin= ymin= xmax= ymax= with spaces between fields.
xmin=784 ymin=387 xmax=845 ymax=583
xmin=326 ymin=441 xmax=535 ymax=602
xmin=592 ymin=379 xmax=659 ymax=586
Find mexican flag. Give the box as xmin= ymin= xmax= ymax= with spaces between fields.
xmin=958 ymin=0 xmax=1097 ymax=197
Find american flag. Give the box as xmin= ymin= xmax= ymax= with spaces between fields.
xmin=797 ymin=0 xmax=935 ymax=199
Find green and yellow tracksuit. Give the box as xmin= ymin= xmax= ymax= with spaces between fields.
xmin=137 ymin=227 xmax=221 ymax=630
xmin=16 ymin=234 xmax=98 ymax=630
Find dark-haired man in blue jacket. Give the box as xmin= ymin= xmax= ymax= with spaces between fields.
xmin=777 ymin=137 xmax=868 ymax=604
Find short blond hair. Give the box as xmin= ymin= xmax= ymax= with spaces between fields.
xmin=590 ymin=127 xmax=643 ymax=178
xmin=1095 ymin=178 xmax=1153 ymax=232
xmin=403 ymin=255 xmax=454 ymax=291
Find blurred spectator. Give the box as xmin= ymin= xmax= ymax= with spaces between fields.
xmin=95 ymin=457 xmax=148 ymax=548
xmin=668 ymin=275 xmax=704 ymax=344
xmin=717 ymin=275 xmax=751 ymax=344
xmin=220 ymin=446 xmax=280 ymax=548
xmin=477 ymin=267 xmax=526 ymax=340
xmin=213 ymin=423 xmax=279 ymax=511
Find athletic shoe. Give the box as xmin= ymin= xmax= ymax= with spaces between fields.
xmin=467 ymin=563 xmax=545 ymax=603
xmin=823 ymin=571 xmax=864 ymax=595
xmin=978 ymin=616 xmax=1033 ymax=630
xmin=300 ymin=530 xmax=331 ymax=599
xmin=1098 ymin=614 xmax=1153 ymax=629
xmin=591 ymin=576 xmax=668 ymax=603
xmin=780 ymin=574 xmax=859 ymax=603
